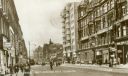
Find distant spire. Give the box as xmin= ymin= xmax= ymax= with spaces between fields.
xmin=49 ymin=38 xmax=53 ymax=44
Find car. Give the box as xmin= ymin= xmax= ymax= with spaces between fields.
xmin=41 ymin=62 xmax=46 ymax=66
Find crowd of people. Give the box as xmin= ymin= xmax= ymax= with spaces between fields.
xmin=7 ymin=63 xmax=30 ymax=76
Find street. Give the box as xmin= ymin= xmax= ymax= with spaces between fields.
xmin=31 ymin=65 xmax=128 ymax=76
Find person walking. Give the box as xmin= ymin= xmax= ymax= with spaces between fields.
xmin=8 ymin=64 xmax=13 ymax=76
xmin=20 ymin=64 xmax=23 ymax=72
xmin=50 ymin=61 xmax=53 ymax=70
xmin=24 ymin=64 xmax=30 ymax=76
xmin=14 ymin=64 xmax=19 ymax=76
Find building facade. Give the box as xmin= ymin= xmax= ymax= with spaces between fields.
xmin=0 ymin=0 xmax=27 ymax=74
xmin=33 ymin=46 xmax=43 ymax=64
xmin=77 ymin=0 xmax=128 ymax=65
xmin=61 ymin=2 xmax=79 ymax=63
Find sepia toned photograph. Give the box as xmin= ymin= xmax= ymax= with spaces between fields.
xmin=0 ymin=0 xmax=128 ymax=76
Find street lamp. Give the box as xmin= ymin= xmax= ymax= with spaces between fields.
xmin=29 ymin=41 xmax=30 ymax=69
xmin=28 ymin=41 xmax=37 ymax=69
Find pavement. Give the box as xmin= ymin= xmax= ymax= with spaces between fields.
xmin=5 ymin=69 xmax=33 ymax=76
xmin=61 ymin=63 xmax=128 ymax=74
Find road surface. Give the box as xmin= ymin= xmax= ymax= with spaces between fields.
xmin=31 ymin=65 xmax=128 ymax=76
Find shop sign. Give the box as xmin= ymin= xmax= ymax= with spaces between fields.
xmin=96 ymin=51 xmax=101 ymax=55
xmin=3 ymin=42 xmax=12 ymax=50
xmin=110 ymin=47 xmax=116 ymax=52
xmin=111 ymin=54 xmax=115 ymax=57
xmin=117 ymin=42 xmax=121 ymax=45
xmin=120 ymin=42 xmax=125 ymax=45
xmin=118 ymin=50 xmax=122 ymax=53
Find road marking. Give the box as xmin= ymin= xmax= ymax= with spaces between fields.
xmin=33 ymin=70 xmax=76 ymax=73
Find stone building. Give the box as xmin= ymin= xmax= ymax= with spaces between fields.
xmin=61 ymin=2 xmax=79 ymax=63
xmin=0 ymin=0 xmax=27 ymax=74
xmin=77 ymin=0 xmax=128 ymax=65
xmin=33 ymin=46 xmax=43 ymax=64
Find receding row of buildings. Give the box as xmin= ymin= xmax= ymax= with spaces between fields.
xmin=0 ymin=0 xmax=27 ymax=74
xmin=33 ymin=40 xmax=63 ymax=64
xmin=61 ymin=0 xmax=128 ymax=65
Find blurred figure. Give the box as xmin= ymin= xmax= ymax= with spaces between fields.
xmin=14 ymin=64 xmax=19 ymax=74
xmin=24 ymin=64 xmax=30 ymax=76
xmin=20 ymin=64 xmax=24 ymax=72
xmin=8 ymin=64 xmax=13 ymax=75
xmin=50 ymin=61 xmax=53 ymax=70
xmin=0 ymin=66 xmax=4 ymax=76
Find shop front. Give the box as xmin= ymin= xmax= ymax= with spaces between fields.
xmin=95 ymin=48 xmax=110 ymax=65
xmin=96 ymin=49 xmax=103 ymax=65
xmin=117 ymin=43 xmax=128 ymax=64
xmin=102 ymin=49 xmax=109 ymax=64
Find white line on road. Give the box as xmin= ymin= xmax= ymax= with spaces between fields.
xmin=33 ymin=70 xmax=76 ymax=74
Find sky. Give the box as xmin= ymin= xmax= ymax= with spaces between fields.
xmin=14 ymin=0 xmax=81 ymax=55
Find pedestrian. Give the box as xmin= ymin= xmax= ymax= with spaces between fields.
xmin=118 ymin=57 xmax=120 ymax=65
xmin=109 ymin=58 xmax=113 ymax=67
xmin=0 ymin=66 xmax=4 ymax=76
xmin=50 ymin=61 xmax=53 ymax=70
xmin=8 ymin=64 xmax=13 ymax=75
xmin=24 ymin=64 xmax=30 ymax=76
xmin=20 ymin=64 xmax=24 ymax=72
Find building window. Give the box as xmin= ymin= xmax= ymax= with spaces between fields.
xmin=103 ymin=3 xmax=108 ymax=13
xmin=98 ymin=36 xmax=101 ymax=46
xmin=117 ymin=2 xmax=127 ymax=19
xmin=122 ymin=25 xmax=127 ymax=36
xmin=98 ymin=8 xmax=100 ymax=17
xmin=117 ymin=26 xmax=121 ymax=37
xmin=107 ymin=1 xmax=110 ymax=11
xmin=81 ymin=11 xmax=84 ymax=17
xmin=102 ymin=5 xmax=104 ymax=14
xmin=110 ymin=0 xmax=114 ymax=9
xmin=122 ymin=4 xmax=127 ymax=16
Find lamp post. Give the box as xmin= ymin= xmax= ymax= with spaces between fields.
xmin=29 ymin=41 xmax=31 ymax=69
xmin=28 ymin=41 xmax=37 ymax=68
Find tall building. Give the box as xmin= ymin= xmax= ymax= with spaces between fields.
xmin=77 ymin=0 xmax=128 ymax=65
xmin=61 ymin=2 xmax=79 ymax=63
xmin=115 ymin=0 xmax=128 ymax=64
xmin=0 ymin=0 xmax=27 ymax=74
xmin=33 ymin=46 xmax=43 ymax=64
